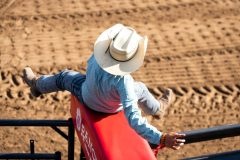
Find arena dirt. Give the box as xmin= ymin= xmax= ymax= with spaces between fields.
xmin=0 ymin=0 xmax=240 ymax=159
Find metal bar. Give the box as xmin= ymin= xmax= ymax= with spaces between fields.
xmin=30 ymin=140 xmax=35 ymax=160
xmin=51 ymin=126 xmax=68 ymax=140
xmin=181 ymin=124 xmax=240 ymax=144
xmin=182 ymin=150 xmax=240 ymax=160
xmin=68 ymin=118 xmax=75 ymax=160
xmin=0 ymin=120 xmax=69 ymax=126
xmin=80 ymin=147 xmax=87 ymax=160
xmin=0 ymin=153 xmax=59 ymax=159
xmin=55 ymin=151 xmax=61 ymax=160
xmin=0 ymin=119 xmax=70 ymax=160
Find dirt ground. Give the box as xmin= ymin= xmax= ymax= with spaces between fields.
xmin=0 ymin=0 xmax=240 ymax=159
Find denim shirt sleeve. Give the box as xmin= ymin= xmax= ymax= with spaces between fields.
xmin=116 ymin=75 xmax=162 ymax=145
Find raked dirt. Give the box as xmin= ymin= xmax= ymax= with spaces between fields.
xmin=0 ymin=0 xmax=240 ymax=159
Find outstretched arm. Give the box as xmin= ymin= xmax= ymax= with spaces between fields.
xmin=116 ymin=75 xmax=162 ymax=145
xmin=116 ymin=75 xmax=185 ymax=148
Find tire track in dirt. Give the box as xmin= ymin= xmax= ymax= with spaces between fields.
xmin=1 ymin=0 xmax=239 ymax=19
xmin=1 ymin=16 xmax=240 ymax=70
xmin=1 ymin=68 xmax=239 ymax=123
xmin=1 ymin=0 xmax=240 ymax=70
xmin=134 ymin=46 xmax=240 ymax=86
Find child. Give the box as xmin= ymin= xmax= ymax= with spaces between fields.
xmin=23 ymin=24 xmax=185 ymax=150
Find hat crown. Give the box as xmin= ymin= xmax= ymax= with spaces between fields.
xmin=93 ymin=23 xmax=148 ymax=76
xmin=110 ymin=27 xmax=141 ymax=62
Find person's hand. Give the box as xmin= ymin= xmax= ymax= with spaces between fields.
xmin=164 ymin=132 xmax=186 ymax=150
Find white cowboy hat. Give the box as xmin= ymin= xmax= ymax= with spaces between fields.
xmin=94 ymin=24 xmax=148 ymax=75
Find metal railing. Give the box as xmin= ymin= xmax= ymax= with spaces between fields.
xmin=0 ymin=118 xmax=239 ymax=160
xmin=181 ymin=124 xmax=240 ymax=144
xmin=181 ymin=124 xmax=240 ymax=160
xmin=0 ymin=118 xmax=75 ymax=160
xmin=0 ymin=153 xmax=61 ymax=160
xmin=182 ymin=150 xmax=240 ymax=160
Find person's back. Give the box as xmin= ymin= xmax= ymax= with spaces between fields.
xmin=82 ymin=54 xmax=123 ymax=113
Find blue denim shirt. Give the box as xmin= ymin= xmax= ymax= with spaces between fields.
xmin=82 ymin=54 xmax=162 ymax=144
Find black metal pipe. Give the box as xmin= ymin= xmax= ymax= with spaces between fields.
xmin=80 ymin=147 xmax=87 ymax=160
xmin=68 ymin=118 xmax=75 ymax=160
xmin=182 ymin=150 xmax=240 ymax=160
xmin=55 ymin=151 xmax=61 ymax=160
xmin=51 ymin=126 xmax=68 ymax=140
xmin=0 ymin=120 xmax=69 ymax=126
xmin=0 ymin=153 xmax=59 ymax=159
xmin=30 ymin=140 xmax=35 ymax=157
xmin=181 ymin=124 xmax=240 ymax=144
